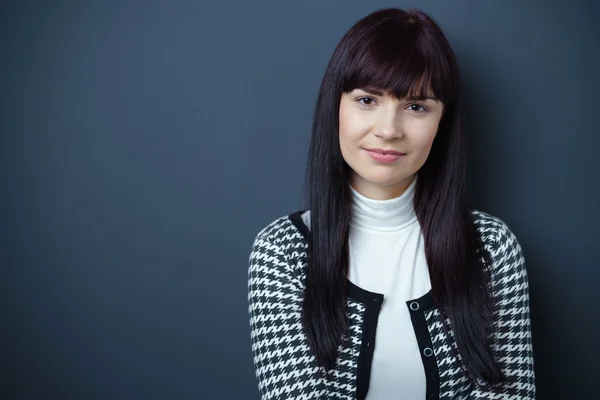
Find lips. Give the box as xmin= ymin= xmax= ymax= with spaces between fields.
xmin=364 ymin=149 xmax=405 ymax=163
xmin=364 ymin=148 xmax=405 ymax=156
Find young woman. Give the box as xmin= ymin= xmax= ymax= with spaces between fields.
xmin=247 ymin=7 xmax=535 ymax=400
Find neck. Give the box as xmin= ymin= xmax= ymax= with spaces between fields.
xmin=350 ymin=174 xmax=416 ymax=200
xmin=349 ymin=176 xmax=418 ymax=233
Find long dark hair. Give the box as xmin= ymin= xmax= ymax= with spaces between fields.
xmin=302 ymin=8 xmax=503 ymax=384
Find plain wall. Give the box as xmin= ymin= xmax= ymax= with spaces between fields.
xmin=2 ymin=0 xmax=599 ymax=398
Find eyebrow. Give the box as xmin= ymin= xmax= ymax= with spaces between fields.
xmin=357 ymin=87 xmax=439 ymax=102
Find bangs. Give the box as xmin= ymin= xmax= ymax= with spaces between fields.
xmin=340 ymin=19 xmax=456 ymax=104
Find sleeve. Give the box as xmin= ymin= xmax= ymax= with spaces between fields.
xmin=469 ymin=223 xmax=536 ymax=399
xmin=247 ymin=230 xmax=326 ymax=400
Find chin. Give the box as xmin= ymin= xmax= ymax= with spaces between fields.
xmin=357 ymin=168 xmax=416 ymax=185
xmin=359 ymin=173 xmax=406 ymax=187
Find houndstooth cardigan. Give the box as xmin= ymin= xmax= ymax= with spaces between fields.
xmin=247 ymin=209 xmax=535 ymax=399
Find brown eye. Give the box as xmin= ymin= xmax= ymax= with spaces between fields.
xmin=358 ymin=97 xmax=376 ymax=106
xmin=408 ymin=104 xmax=427 ymax=112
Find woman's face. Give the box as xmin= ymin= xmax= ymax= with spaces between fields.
xmin=339 ymin=87 xmax=445 ymax=200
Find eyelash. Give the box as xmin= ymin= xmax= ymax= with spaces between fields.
xmin=356 ymin=97 xmax=429 ymax=113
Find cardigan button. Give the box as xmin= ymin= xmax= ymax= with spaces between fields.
xmin=423 ymin=347 xmax=434 ymax=357
xmin=409 ymin=302 xmax=419 ymax=311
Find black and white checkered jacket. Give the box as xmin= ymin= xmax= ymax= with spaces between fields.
xmin=247 ymin=209 xmax=535 ymax=399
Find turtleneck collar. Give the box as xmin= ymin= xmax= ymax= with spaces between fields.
xmin=349 ymin=176 xmax=418 ymax=233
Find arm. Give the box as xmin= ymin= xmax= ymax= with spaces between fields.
xmin=247 ymin=227 xmax=326 ymax=399
xmin=470 ymin=224 xmax=536 ymax=399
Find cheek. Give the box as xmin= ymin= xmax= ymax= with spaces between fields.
xmin=415 ymin=131 xmax=437 ymax=150
xmin=338 ymin=107 xmax=363 ymax=147
xmin=338 ymin=113 xmax=366 ymax=169
xmin=409 ymin=127 xmax=438 ymax=162
xmin=338 ymin=124 xmax=356 ymax=161
xmin=343 ymin=110 xmax=374 ymax=135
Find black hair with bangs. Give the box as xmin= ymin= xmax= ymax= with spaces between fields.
xmin=303 ymin=8 xmax=504 ymax=385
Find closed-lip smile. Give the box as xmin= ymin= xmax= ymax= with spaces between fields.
xmin=364 ymin=148 xmax=406 ymax=156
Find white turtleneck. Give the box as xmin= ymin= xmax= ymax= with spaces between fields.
xmin=348 ymin=176 xmax=430 ymax=399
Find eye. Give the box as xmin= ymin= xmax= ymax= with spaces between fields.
xmin=407 ymin=103 xmax=428 ymax=113
xmin=357 ymin=97 xmax=377 ymax=107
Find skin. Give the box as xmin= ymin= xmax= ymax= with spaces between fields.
xmin=338 ymin=87 xmax=445 ymax=200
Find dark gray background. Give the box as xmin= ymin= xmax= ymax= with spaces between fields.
xmin=2 ymin=0 xmax=598 ymax=399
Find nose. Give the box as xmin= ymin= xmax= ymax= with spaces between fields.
xmin=374 ymin=108 xmax=403 ymax=139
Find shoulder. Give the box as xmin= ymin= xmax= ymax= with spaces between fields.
xmin=248 ymin=210 xmax=309 ymax=282
xmin=471 ymin=209 xmax=513 ymax=245
xmin=251 ymin=210 xmax=308 ymax=250
xmin=470 ymin=209 xmax=524 ymax=260
xmin=470 ymin=209 xmax=529 ymax=293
